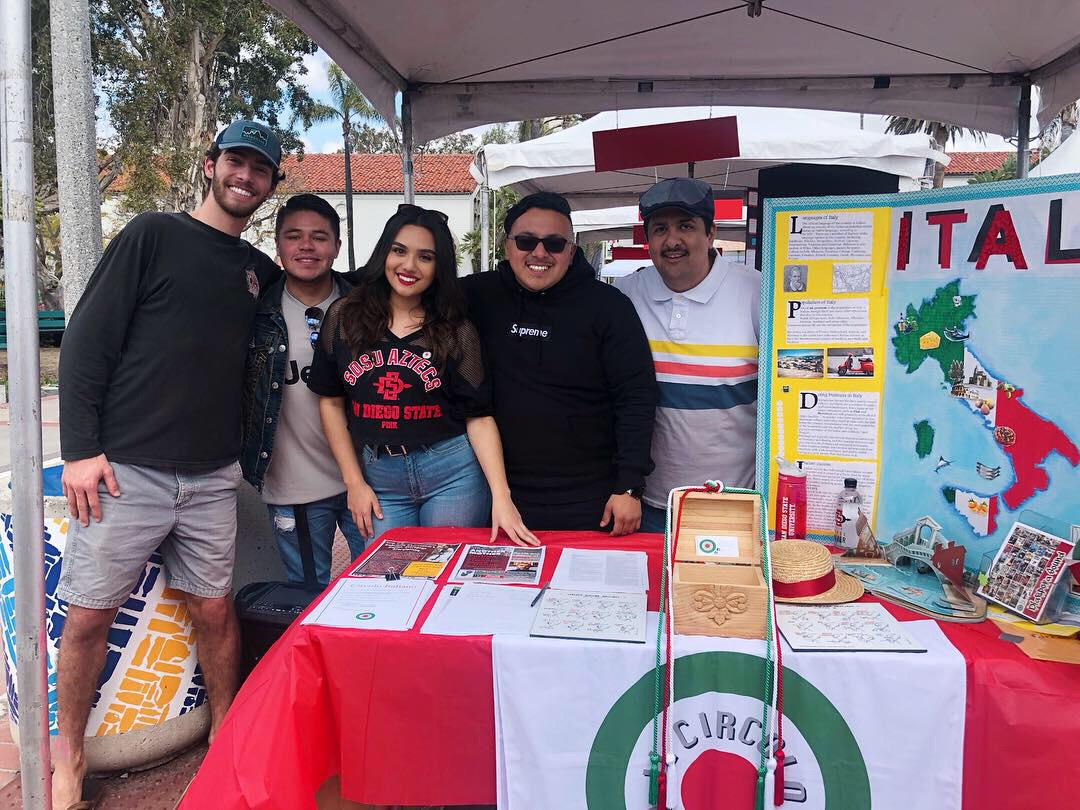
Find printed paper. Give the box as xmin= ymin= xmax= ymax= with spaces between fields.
xmin=832 ymin=262 xmax=872 ymax=293
xmin=550 ymin=548 xmax=649 ymax=593
xmin=302 ymin=578 xmax=435 ymax=631
xmin=777 ymin=603 xmax=926 ymax=652
xmin=786 ymin=211 xmax=874 ymax=260
xmin=421 ymin=583 xmax=541 ymax=636
xmin=530 ymin=589 xmax=647 ymax=644
xmin=797 ymin=391 xmax=880 ymax=460
xmin=784 ymin=298 xmax=871 ymax=344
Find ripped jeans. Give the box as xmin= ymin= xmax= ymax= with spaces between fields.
xmin=266 ymin=491 xmax=367 ymax=586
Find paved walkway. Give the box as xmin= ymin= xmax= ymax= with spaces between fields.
xmin=0 ymin=393 xmax=62 ymax=474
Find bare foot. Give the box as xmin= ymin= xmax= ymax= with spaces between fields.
xmin=52 ymin=752 xmax=87 ymax=810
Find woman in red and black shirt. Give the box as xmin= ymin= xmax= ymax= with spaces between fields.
xmin=308 ymin=204 xmax=537 ymax=545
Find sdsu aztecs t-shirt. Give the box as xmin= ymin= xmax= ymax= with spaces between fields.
xmin=307 ymin=298 xmax=492 ymax=449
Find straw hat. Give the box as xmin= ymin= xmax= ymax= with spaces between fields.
xmin=770 ymin=540 xmax=864 ymax=604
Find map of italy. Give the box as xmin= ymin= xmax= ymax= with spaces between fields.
xmin=893 ymin=280 xmax=1080 ymax=536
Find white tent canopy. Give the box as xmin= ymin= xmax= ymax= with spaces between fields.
xmin=267 ymin=0 xmax=1080 ymax=143
xmin=474 ymin=106 xmax=943 ymax=208
xmin=1031 ymin=135 xmax=1080 ymax=177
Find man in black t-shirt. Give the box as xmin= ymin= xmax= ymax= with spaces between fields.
xmin=53 ymin=121 xmax=283 ymax=809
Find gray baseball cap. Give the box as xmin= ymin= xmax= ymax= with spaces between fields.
xmin=214 ymin=120 xmax=282 ymax=169
xmin=639 ymin=177 xmax=714 ymax=222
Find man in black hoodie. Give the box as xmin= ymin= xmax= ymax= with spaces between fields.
xmin=461 ymin=192 xmax=658 ymax=535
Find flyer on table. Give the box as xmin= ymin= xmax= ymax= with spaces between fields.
xmin=448 ymin=544 xmax=545 ymax=585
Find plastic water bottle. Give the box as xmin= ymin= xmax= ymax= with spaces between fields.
xmin=834 ymin=478 xmax=862 ymax=550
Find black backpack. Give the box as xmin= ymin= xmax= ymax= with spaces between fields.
xmin=234 ymin=503 xmax=325 ymax=675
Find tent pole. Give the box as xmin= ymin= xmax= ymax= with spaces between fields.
xmin=0 ymin=0 xmax=51 ymax=807
xmin=1016 ymin=80 xmax=1031 ymax=179
xmin=479 ymin=185 xmax=490 ymax=274
xmin=491 ymin=187 xmax=498 ymax=272
xmin=402 ymin=90 xmax=415 ymax=203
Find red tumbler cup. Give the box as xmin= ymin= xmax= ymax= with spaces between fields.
xmin=774 ymin=458 xmax=807 ymax=541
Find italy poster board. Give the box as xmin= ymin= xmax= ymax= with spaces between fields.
xmin=756 ymin=174 xmax=1080 ymax=612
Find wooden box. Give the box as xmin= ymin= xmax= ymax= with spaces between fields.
xmin=672 ymin=491 xmax=767 ymax=640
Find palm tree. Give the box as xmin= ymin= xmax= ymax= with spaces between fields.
xmin=516 ymin=115 xmax=584 ymax=142
xmin=886 ymin=117 xmax=985 ymax=188
xmin=306 ymin=64 xmax=379 ymax=271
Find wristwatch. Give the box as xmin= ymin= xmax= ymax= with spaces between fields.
xmin=618 ymin=486 xmax=645 ymax=500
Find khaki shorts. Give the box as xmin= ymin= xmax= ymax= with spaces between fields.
xmin=57 ymin=461 xmax=242 ymax=609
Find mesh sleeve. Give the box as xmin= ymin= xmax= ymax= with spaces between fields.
xmin=453 ymin=320 xmax=487 ymax=389
xmin=306 ymin=298 xmax=346 ymax=397
xmin=319 ymin=297 xmax=346 ymax=356
xmin=449 ymin=319 xmax=492 ymax=418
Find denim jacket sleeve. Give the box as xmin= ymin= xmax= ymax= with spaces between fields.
xmin=240 ymin=304 xmax=288 ymax=490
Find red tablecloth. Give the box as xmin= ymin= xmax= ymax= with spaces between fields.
xmin=182 ymin=528 xmax=1080 ymax=809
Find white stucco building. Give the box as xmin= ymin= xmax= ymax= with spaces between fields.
xmin=271 ymin=153 xmax=477 ymax=273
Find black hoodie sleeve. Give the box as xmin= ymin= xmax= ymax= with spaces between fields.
xmin=59 ymin=214 xmax=155 ymax=461
xmin=600 ymin=290 xmax=659 ymax=493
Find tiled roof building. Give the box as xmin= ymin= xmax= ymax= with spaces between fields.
xmin=279 ymin=153 xmax=475 ymax=193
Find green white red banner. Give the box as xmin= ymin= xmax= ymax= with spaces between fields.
xmin=493 ymin=619 xmax=964 ymax=809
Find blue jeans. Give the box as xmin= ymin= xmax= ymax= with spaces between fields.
xmin=640 ymin=502 xmax=669 ymax=534
xmin=266 ymin=491 xmax=366 ymax=586
xmin=361 ymin=434 xmax=490 ymax=537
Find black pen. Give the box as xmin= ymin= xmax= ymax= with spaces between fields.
xmin=530 ymin=582 xmax=550 ymax=607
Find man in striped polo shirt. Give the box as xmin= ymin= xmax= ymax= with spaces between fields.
xmin=615 ymin=178 xmax=759 ymax=533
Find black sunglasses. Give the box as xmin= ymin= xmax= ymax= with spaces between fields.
xmin=305 ymin=306 xmax=324 ymax=348
xmin=509 ymin=234 xmax=570 ymax=254
xmin=397 ymin=203 xmax=449 ymax=224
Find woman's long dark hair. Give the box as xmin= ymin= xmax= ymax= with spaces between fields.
xmin=339 ymin=206 xmax=465 ymax=368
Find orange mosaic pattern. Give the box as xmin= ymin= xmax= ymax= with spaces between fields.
xmin=95 ymin=589 xmax=197 ymax=735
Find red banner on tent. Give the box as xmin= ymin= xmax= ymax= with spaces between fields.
xmin=592 ymin=116 xmax=739 ymax=172
xmin=611 ymin=246 xmax=650 ymax=260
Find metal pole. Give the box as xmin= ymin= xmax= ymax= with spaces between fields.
xmin=1016 ymin=80 xmax=1032 ymax=179
xmin=1 ymin=0 xmax=51 ymax=806
xmin=50 ymin=0 xmax=102 ymax=318
xmin=401 ymin=90 xmax=415 ymax=203
xmin=479 ymin=185 xmax=490 ymax=274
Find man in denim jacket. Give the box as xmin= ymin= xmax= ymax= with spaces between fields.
xmin=242 ymin=194 xmax=365 ymax=584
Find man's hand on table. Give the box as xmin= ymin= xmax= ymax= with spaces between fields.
xmin=601 ymin=493 xmax=641 ymax=536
